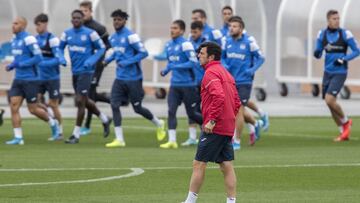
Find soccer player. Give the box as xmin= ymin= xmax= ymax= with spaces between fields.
xmin=5 ymin=16 xmax=59 ymax=145
xmin=181 ymin=21 xmax=206 ymax=147
xmin=34 ymin=13 xmax=66 ymax=141
xmin=160 ymin=20 xmax=203 ymax=149
xmin=59 ymin=10 xmax=111 ymax=144
xmin=104 ymin=9 xmax=166 ymax=148
xmin=220 ymin=6 xmax=233 ymax=37
xmin=222 ymin=16 xmax=264 ymax=147
xmin=182 ymin=42 xmax=241 ymax=203
xmin=79 ymin=1 xmax=111 ymax=136
xmin=191 ymin=9 xmax=223 ymax=45
xmin=314 ymin=10 xmax=359 ymax=142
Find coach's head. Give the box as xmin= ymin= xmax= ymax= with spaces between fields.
xmin=197 ymin=42 xmax=221 ymax=67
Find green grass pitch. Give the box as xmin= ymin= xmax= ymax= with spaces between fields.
xmin=0 ymin=117 xmax=359 ymax=202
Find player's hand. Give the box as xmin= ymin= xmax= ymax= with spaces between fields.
xmin=313 ymin=50 xmax=322 ymax=58
xmin=60 ymin=59 xmax=67 ymax=67
xmin=160 ymin=68 xmax=170 ymax=77
xmin=203 ymin=120 xmax=216 ymax=134
xmin=6 ymin=61 xmax=18 ymax=71
xmin=102 ymin=61 xmax=108 ymax=67
xmin=245 ymin=69 xmax=254 ymax=77
xmin=84 ymin=60 xmax=92 ymax=68
xmin=334 ymin=58 xmax=346 ymax=66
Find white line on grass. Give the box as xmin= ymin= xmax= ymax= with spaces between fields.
xmin=0 ymin=168 xmax=144 ymax=187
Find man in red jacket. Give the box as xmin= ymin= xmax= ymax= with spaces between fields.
xmin=183 ymin=42 xmax=242 ymax=203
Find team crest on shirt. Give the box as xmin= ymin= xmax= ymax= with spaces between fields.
xmin=120 ymin=37 xmax=126 ymax=43
xmin=81 ymin=35 xmax=87 ymax=41
xmin=240 ymin=44 xmax=246 ymax=50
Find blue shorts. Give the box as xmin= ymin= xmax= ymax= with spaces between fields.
xmin=195 ymin=132 xmax=234 ymax=164
xmin=236 ymin=84 xmax=252 ymax=106
xmin=322 ymin=72 xmax=347 ymax=99
xmin=9 ymin=80 xmax=39 ymax=103
xmin=168 ymin=86 xmax=199 ymax=107
xmin=38 ymin=79 xmax=61 ymax=99
xmin=110 ymin=79 xmax=144 ymax=107
xmin=188 ymin=85 xmax=201 ymax=125
xmin=72 ymin=73 xmax=93 ymax=96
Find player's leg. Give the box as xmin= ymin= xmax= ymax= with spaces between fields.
xmin=7 ymin=92 xmax=24 ymax=145
xmin=160 ymin=87 xmax=180 ymax=149
xmin=81 ymin=84 xmax=96 ymax=136
xmin=106 ymin=79 xmax=127 ymax=147
xmin=247 ymin=100 xmax=269 ymax=131
xmin=233 ymin=106 xmax=245 ymax=150
xmin=128 ymin=80 xmax=165 ymax=141
xmin=183 ymin=87 xmax=203 ymax=125
xmin=220 ymin=161 xmax=237 ymax=203
xmin=183 ymin=86 xmax=201 ymax=146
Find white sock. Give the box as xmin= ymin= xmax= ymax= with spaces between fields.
xmin=168 ymin=129 xmax=176 ymax=142
xmin=48 ymin=117 xmax=56 ymax=126
xmin=151 ymin=116 xmax=162 ymax=127
xmin=233 ymin=135 xmax=240 ymax=144
xmin=14 ymin=128 xmax=23 ymax=139
xmin=256 ymin=120 xmax=264 ymax=128
xmin=258 ymin=108 xmax=265 ymax=117
xmin=99 ymin=112 xmax=109 ymax=123
xmin=189 ymin=126 xmax=197 ymax=140
xmin=47 ymin=107 xmax=55 ymax=118
xmin=247 ymin=123 xmax=255 ymax=134
xmin=226 ymin=197 xmax=236 ymax=203
xmin=73 ymin=126 xmax=81 ymax=139
xmin=339 ymin=126 xmax=343 ymax=133
xmin=59 ymin=124 xmax=63 ymax=134
xmin=340 ymin=116 xmax=348 ymax=124
xmin=115 ymin=126 xmax=124 ymax=142
xmin=184 ymin=191 xmax=198 ymax=203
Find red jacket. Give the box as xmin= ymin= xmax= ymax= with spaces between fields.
xmin=201 ymin=61 xmax=241 ymax=136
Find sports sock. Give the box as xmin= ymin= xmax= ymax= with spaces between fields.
xmin=48 ymin=117 xmax=56 ymax=126
xmin=258 ymin=108 xmax=265 ymax=117
xmin=189 ymin=127 xmax=197 ymax=140
xmin=168 ymin=129 xmax=176 ymax=142
xmin=14 ymin=128 xmax=23 ymax=139
xmin=115 ymin=126 xmax=124 ymax=142
xmin=73 ymin=126 xmax=81 ymax=139
xmin=340 ymin=116 xmax=348 ymax=125
xmin=99 ymin=112 xmax=109 ymax=123
xmin=184 ymin=191 xmax=198 ymax=203
xmin=226 ymin=197 xmax=236 ymax=203
xmin=151 ymin=116 xmax=162 ymax=127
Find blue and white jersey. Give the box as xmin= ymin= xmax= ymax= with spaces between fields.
xmin=10 ymin=31 xmax=42 ymax=80
xmin=220 ymin=24 xmax=229 ymax=37
xmin=222 ymin=33 xmax=265 ymax=85
xmin=59 ymin=26 xmax=105 ymax=75
xmin=104 ymin=27 xmax=148 ymax=81
xmin=203 ymin=23 xmax=223 ymax=46
xmin=36 ymin=32 xmax=64 ymax=80
xmin=314 ymin=28 xmax=360 ymax=74
xmin=189 ymin=36 xmax=206 ymax=85
xmin=164 ymin=36 xmax=198 ymax=87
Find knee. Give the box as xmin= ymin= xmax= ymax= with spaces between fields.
xmin=192 ymin=160 xmax=206 ymax=171
xmin=48 ymin=101 xmax=58 ymax=109
xmin=133 ymin=105 xmax=142 ymax=114
xmin=111 ymin=102 xmax=120 ymax=111
xmin=325 ymin=95 xmax=335 ymax=106
xmin=75 ymin=97 xmax=85 ymax=107
xmin=27 ymin=106 xmax=37 ymax=114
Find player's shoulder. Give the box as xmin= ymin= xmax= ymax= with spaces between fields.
xmin=127 ymin=29 xmax=141 ymax=44
xmin=48 ymin=33 xmax=60 ymax=47
xmin=23 ymin=33 xmax=37 ymax=45
xmin=181 ymin=40 xmax=195 ymax=51
xmin=341 ymin=28 xmax=354 ymax=40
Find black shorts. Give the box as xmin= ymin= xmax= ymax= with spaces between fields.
xmin=236 ymin=84 xmax=252 ymax=106
xmin=195 ymin=132 xmax=234 ymax=164
xmin=168 ymin=86 xmax=199 ymax=108
xmin=72 ymin=73 xmax=93 ymax=96
xmin=9 ymin=80 xmax=39 ymax=103
xmin=322 ymin=72 xmax=347 ymax=99
xmin=38 ymin=79 xmax=61 ymax=99
xmin=110 ymin=79 xmax=144 ymax=107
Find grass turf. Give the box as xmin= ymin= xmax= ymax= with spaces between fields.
xmin=0 ymin=117 xmax=359 ymax=202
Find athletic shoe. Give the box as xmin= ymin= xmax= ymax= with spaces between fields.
xmin=5 ymin=137 xmax=24 ymax=145
xmin=160 ymin=141 xmax=178 ymax=149
xmin=249 ymin=132 xmax=256 ymax=146
xmin=261 ymin=113 xmax=269 ymax=131
xmin=65 ymin=135 xmax=79 ymax=144
xmin=103 ymin=118 xmax=112 ymax=138
xmin=181 ymin=138 xmax=198 ymax=146
xmin=255 ymin=121 xmax=261 ymax=141
xmin=233 ymin=142 xmax=241 ymax=150
xmin=156 ymin=119 xmax=166 ymax=141
xmin=105 ymin=139 xmax=126 ymax=148
xmin=48 ymin=134 xmax=64 ymax=141
xmin=334 ymin=135 xmax=349 ymax=142
xmin=0 ymin=109 xmax=5 ymax=126
xmin=341 ymin=119 xmax=352 ymax=139
xmin=50 ymin=120 xmax=59 ymax=138
xmin=80 ymin=127 xmax=91 ymax=136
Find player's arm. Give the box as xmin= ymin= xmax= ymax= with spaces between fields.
xmin=171 ymin=42 xmax=197 ymax=70
xmin=18 ymin=36 xmax=42 ymax=68
xmin=118 ymin=34 xmax=148 ymax=67
xmin=248 ymin=40 xmax=265 ymax=74
xmin=220 ymin=38 xmax=230 ymax=70
xmin=204 ymin=71 xmax=225 ymax=122
xmin=85 ymin=31 xmax=106 ymax=67
xmin=314 ymin=30 xmax=324 ymax=59
xmin=59 ymin=32 xmax=68 ymax=57
xmin=38 ymin=37 xmax=64 ymax=67
xmin=211 ymin=29 xmax=223 ymax=45
xmin=343 ymin=30 xmax=360 ymax=62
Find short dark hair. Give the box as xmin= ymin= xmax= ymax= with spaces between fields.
xmin=79 ymin=1 xmax=92 ymax=11
xmin=111 ymin=9 xmax=129 ymax=20
xmin=198 ymin=42 xmax=222 ymax=61
xmin=192 ymin=9 xmax=207 ymax=19
xmin=173 ymin=19 xmax=186 ymax=31
xmin=72 ymin=9 xmax=84 ymax=17
xmin=34 ymin=13 xmax=48 ymax=24
xmin=191 ymin=21 xmax=203 ymax=30
xmin=222 ymin=5 xmax=233 ymax=13
xmin=327 ymin=9 xmax=338 ymax=19
xmin=229 ymin=16 xmax=245 ymax=28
